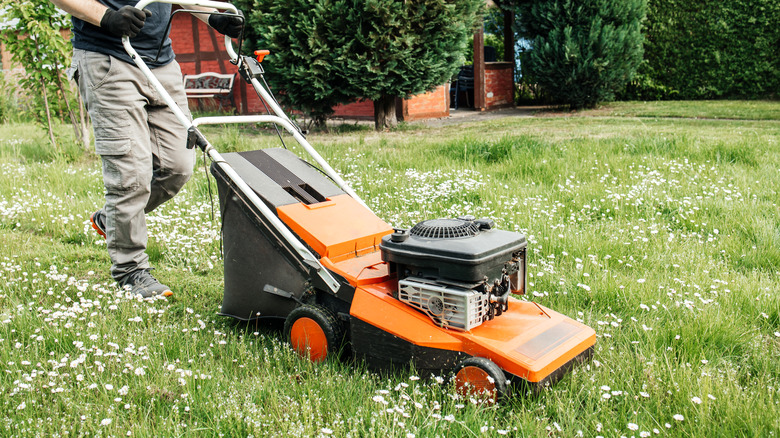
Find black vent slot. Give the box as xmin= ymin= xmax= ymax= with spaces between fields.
xmin=409 ymin=218 xmax=480 ymax=239
xmin=284 ymin=184 xmax=326 ymax=204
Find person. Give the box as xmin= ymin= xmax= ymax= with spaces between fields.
xmin=50 ymin=0 xmax=242 ymax=297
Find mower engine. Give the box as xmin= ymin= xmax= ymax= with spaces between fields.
xmin=380 ymin=217 xmax=527 ymax=331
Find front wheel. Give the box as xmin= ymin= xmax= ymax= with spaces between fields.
xmin=284 ymin=304 xmax=344 ymax=363
xmin=453 ymin=356 xmax=509 ymax=401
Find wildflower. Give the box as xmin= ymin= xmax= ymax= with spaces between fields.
xmin=691 ymin=396 xmax=702 ymax=404
xmin=100 ymin=418 xmax=112 ymax=426
xmin=673 ymin=414 xmax=684 ymax=421
xmin=628 ymin=423 xmax=639 ymax=431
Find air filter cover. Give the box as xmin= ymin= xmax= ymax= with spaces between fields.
xmin=380 ymin=217 xmax=527 ymax=283
xmin=410 ymin=218 xmax=480 ymax=239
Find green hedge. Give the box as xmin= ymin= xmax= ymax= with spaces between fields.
xmin=623 ymin=0 xmax=780 ymax=99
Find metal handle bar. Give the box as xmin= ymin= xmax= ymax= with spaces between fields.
xmin=128 ymin=0 xmax=239 ymax=62
xmin=122 ymin=0 xmax=241 ymax=131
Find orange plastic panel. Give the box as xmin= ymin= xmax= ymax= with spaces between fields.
xmin=350 ymin=286 xmax=596 ymax=382
xmin=320 ymin=252 xmax=390 ymax=287
xmin=350 ymin=283 xmax=463 ymax=350
xmin=277 ymin=194 xmax=393 ymax=262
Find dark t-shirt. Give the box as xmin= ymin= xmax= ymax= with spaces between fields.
xmin=72 ymin=1 xmax=174 ymax=68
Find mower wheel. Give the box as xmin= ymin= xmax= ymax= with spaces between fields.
xmin=284 ymin=304 xmax=344 ymax=363
xmin=453 ymin=356 xmax=509 ymax=401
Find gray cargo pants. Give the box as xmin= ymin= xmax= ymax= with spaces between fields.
xmin=72 ymin=49 xmax=194 ymax=281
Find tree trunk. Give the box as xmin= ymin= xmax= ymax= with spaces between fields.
xmin=40 ymin=77 xmax=58 ymax=150
xmin=55 ymin=70 xmax=82 ymax=145
xmin=77 ymin=89 xmax=91 ymax=151
xmin=373 ymin=94 xmax=398 ymax=131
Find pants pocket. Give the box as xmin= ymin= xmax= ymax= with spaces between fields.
xmin=101 ymin=144 xmax=139 ymax=193
xmin=93 ymin=110 xmax=137 ymax=192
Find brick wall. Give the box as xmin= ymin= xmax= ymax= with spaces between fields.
xmin=484 ymin=62 xmax=514 ymax=110
xmin=170 ymin=11 xmax=264 ymax=114
xmin=332 ymin=85 xmax=449 ymax=121
xmin=401 ymin=84 xmax=450 ymax=121
xmin=332 ymin=99 xmax=375 ymax=119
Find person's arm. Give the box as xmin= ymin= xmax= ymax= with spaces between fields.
xmin=50 ymin=0 xmax=151 ymax=37
xmin=49 ymin=0 xmax=108 ymax=26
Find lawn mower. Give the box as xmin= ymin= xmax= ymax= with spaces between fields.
xmin=126 ymin=0 xmax=595 ymax=399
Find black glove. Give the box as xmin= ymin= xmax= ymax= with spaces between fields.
xmin=100 ymin=6 xmax=152 ymax=38
xmin=208 ymin=12 xmax=243 ymax=39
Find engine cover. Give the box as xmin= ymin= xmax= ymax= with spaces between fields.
xmin=380 ymin=217 xmax=527 ymax=284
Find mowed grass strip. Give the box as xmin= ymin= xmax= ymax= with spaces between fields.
xmin=0 ymin=101 xmax=778 ymax=436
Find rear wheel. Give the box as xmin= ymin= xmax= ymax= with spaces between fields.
xmin=453 ymin=357 xmax=509 ymax=401
xmin=284 ymin=304 xmax=343 ymax=363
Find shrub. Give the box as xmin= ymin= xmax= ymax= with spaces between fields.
xmin=511 ymin=0 xmax=646 ymax=109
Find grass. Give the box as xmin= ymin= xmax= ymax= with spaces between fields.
xmin=591 ymin=100 xmax=780 ymax=121
xmin=1 ymin=100 xmax=779 ymax=437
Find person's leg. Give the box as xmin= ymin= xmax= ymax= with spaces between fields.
xmin=75 ymin=50 xmax=154 ymax=281
xmin=145 ymin=59 xmax=194 ymax=213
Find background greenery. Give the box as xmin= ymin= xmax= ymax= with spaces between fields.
xmin=237 ymin=0 xmax=483 ymax=129
xmin=1 ymin=101 xmax=778 ymax=436
xmin=510 ymin=0 xmax=646 ymax=109
xmin=620 ymin=0 xmax=780 ymax=100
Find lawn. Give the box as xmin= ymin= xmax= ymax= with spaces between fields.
xmin=1 ymin=101 xmax=779 ymax=437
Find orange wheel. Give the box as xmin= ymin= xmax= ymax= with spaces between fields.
xmin=284 ymin=305 xmax=344 ymax=363
xmin=290 ymin=317 xmax=328 ymax=362
xmin=453 ymin=357 xmax=509 ymax=401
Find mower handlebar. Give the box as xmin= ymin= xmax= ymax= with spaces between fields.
xmin=125 ymin=0 xmax=240 ymax=63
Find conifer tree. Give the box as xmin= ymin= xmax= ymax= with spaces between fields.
xmin=246 ymin=0 xmax=483 ymax=130
xmin=509 ymin=0 xmax=645 ymax=109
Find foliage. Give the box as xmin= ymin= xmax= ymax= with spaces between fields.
xmin=509 ymin=0 xmax=646 ymax=109
xmin=0 ymin=72 xmax=23 ymax=123
xmin=239 ymin=0 xmax=483 ymax=130
xmin=621 ymin=0 xmax=780 ymax=100
xmin=0 ymin=0 xmax=89 ymax=148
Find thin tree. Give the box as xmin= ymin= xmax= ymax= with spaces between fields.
xmin=0 ymin=0 xmax=90 ymax=148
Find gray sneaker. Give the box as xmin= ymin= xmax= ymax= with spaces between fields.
xmin=118 ymin=269 xmax=173 ymax=298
